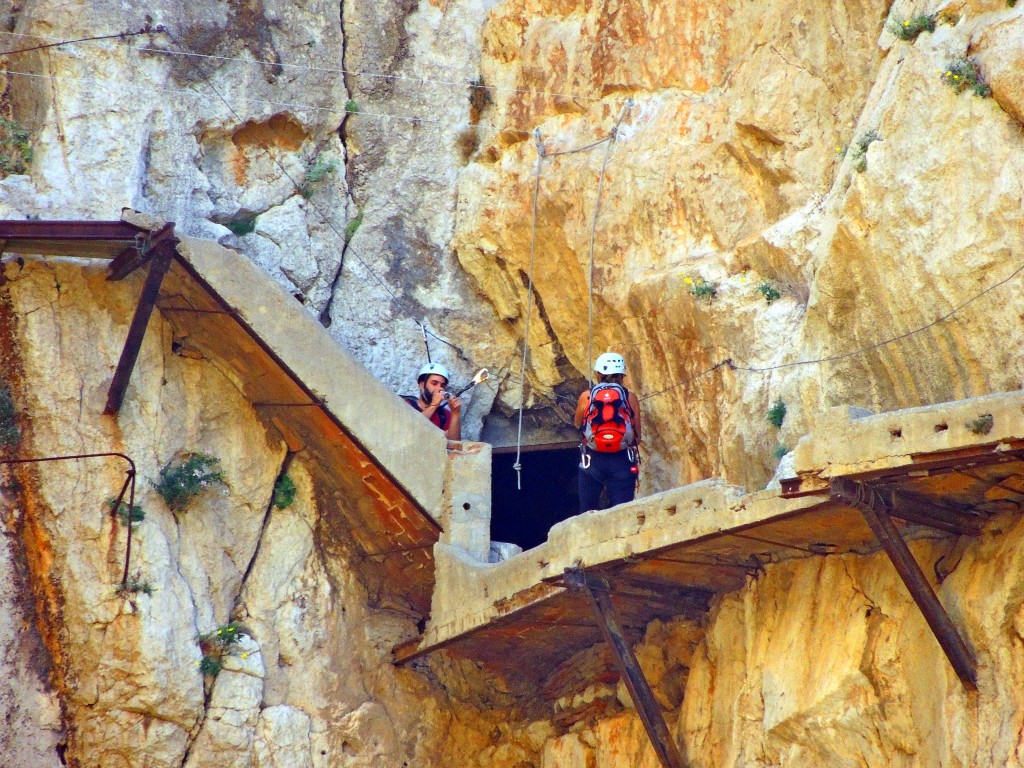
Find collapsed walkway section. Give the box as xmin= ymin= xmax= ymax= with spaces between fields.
xmin=0 ymin=212 xmax=463 ymax=614
xmin=399 ymin=391 xmax=1024 ymax=736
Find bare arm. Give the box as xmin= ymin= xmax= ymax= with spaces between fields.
xmin=574 ymin=391 xmax=591 ymax=429
xmin=629 ymin=391 xmax=642 ymax=444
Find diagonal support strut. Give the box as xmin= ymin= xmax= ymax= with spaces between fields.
xmin=565 ymin=567 xmax=686 ymax=768
xmin=104 ymin=242 xmax=175 ymax=415
xmin=831 ymin=478 xmax=977 ymax=689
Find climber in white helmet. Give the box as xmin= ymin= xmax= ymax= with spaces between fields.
xmin=404 ymin=362 xmax=462 ymax=440
xmin=573 ymin=352 xmax=642 ymax=513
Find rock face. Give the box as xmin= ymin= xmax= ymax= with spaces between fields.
xmin=0 ymin=260 xmax=522 ymax=767
xmin=454 ymin=0 xmax=1024 ymax=491
xmin=4 ymin=0 xmax=1024 ymax=766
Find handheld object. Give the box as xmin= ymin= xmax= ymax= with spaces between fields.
xmin=451 ymin=368 xmax=489 ymax=397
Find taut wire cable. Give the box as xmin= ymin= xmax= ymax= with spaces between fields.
xmin=586 ymin=99 xmax=633 ymax=385
xmin=513 ymin=129 xmax=546 ymax=490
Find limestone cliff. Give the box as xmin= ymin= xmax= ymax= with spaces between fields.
xmin=3 ymin=0 xmax=1024 ymax=767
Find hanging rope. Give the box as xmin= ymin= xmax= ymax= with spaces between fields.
xmin=586 ymin=99 xmax=633 ymax=385
xmin=513 ymin=129 xmax=546 ymax=490
xmin=421 ymin=323 xmax=432 ymax=363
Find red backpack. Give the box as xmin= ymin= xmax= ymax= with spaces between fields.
xmin=582 ymin=383 xmax=636 ymax=452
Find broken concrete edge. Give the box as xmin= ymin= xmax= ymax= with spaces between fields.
xmin=440 ymin=441 xmax=492 ymax=560
xmin=419 ymin=481 xmax=828 ymax=653
xmin=122 ymin=208 xmax=453 ymax=523
xmin=418 ymin=390 xmax=1024 ymax=656
xmin=790 ymin=390 xmax=1024 ymax=480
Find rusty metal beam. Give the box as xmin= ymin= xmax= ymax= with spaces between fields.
xmin=882 ymin=489 xmax=983 ymax=536
xmin=565 ymin=567 xmax=686 ymax=768
xmin=600 ymin=573 xmax=712 ymax=620
xmin=831 ymin=479 xmax=977 ymax=689
xmin=0 ymin=219 xmax=145 ymax=241
xmin=103 ymin=243 xmax=175 ymax=415
xmin=107 ymin=222 xmax=176 ymax=281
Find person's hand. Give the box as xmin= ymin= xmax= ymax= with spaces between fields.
xmin=448 ymin=395 xmax=462 ymax=413
xmin=429 ymin=389 xmax=446 ymax=408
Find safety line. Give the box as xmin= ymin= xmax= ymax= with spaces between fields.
xmin=0 ymin=27 xmax=608 ymax=106
xmin=513 ymin=130 xmax=547 ymax=490
xmin=639 ymin=255 xmax=1024 ymax=403
xmin=0 ymin=64 xmax=640 ymax=149
xmin=0 ymin=27 xmax=154 ymax=57
xmin=0 ymin=64 xmax=535 ymax=137
xmin=13 ymin=25 xmax=1002 ymax=423
xmin=586 ymin=99 xmax=632 ymax=386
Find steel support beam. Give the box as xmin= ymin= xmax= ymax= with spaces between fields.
xmin=107 ymin=222 xmax=177 ymax=281
xmin=104 ymin=243 xmax=175 ymax=415
xmin=831 ymin=479 xmax=978 ymax=689
xmin=0 ymin=220 xmax=145 ymax=241
xmin=882 ymin=489 xmax=982 ymax=536
xmin=565 ymin=567 xmax=686 ymax=768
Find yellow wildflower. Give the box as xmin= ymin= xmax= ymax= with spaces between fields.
xmin=903 ymin=20 xmax=910 ymax=26
xmin=241 ymin=653 xmax=249 ymax=659
xmin=684 ymin=277 xmax=692 ymax=284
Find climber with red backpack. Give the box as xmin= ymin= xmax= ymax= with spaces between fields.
xmin=574 ymin=352 xmax=642 ymax=513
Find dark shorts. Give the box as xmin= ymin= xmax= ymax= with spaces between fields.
xmin=578 ymin=447 xmax=638 ymax=514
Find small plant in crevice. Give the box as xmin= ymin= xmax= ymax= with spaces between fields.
xmin=756 ymin=281 xmax=782 ymax=304
xmin=226 ymin=215 xmax=258 ymax=237
xmin=772 ymin=444 xmax=789 ymax=460
xmin=155 ymin=453 xmax=225 ymax=512
xmin=456 ymin=126 xmax=480 ymax=162
xmin=115 ymin=578 xmax=153 ymax=597
xmin=299 ymin=155 xmax=339 ymax=198
xmin=849 ymin=129 xmax=881 ymax=173
xmin=1009 ymin=0 xmax=1018 ymax=8
xmin=273 ymin=474 xmax=297 ymax=509
xmin=887 ymin=13 xmax=936 ymax=41
xmin=767 ymin=398 xmax=787 ymax=429
xmin=344 ymin=99 xmax=359 ymax=114
xmin=937 ymin=9 xmax=961 ymax=25
xmin=344 ymin=211 xmax=363 ymax=242
xmin=939 ymin=57 xmax=992 ymax=97
xmin=966 ymin=413 xmax=994 ymax=435
xmin=197 ymin=621 xmax=251 ymax=678
xmin=198 ymin=655 xmax=223 ymax=677
xmin=684 ymin=276 xmax=717 ymax=301
xmin=0 ymin=117 xmax=32 ymax=176
xmin=0 ymin=383 xmax=19 ymax=448
xmin=107 ymin=497 xmax=145 ymax=525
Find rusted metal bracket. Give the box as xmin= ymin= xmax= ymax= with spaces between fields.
xmin=601 ymin=573 xmax=712 ymax=621
xmin=107 ymin=222 xmax=177 ymax=281
xmin=0 ymin=452 xmax=138 ymax=588
xmin=564 ymin=567 xmax=686 ymax=768
xmin=104 ymin=241 xmax=176 ymax=415
xmin=878 ymin=488 xmax=982 ymax=536
xmin=831 ymin=478 xmax=978 ymax=689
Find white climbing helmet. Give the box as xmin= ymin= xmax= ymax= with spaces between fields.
xmin=594 ymin=352 xmax=626 ymax=375
xmin=418 ymin=362 xmax=450 ymax=382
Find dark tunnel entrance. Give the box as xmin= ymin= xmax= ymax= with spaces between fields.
xmin=491 ymin=443 xmax=581 ymax=551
